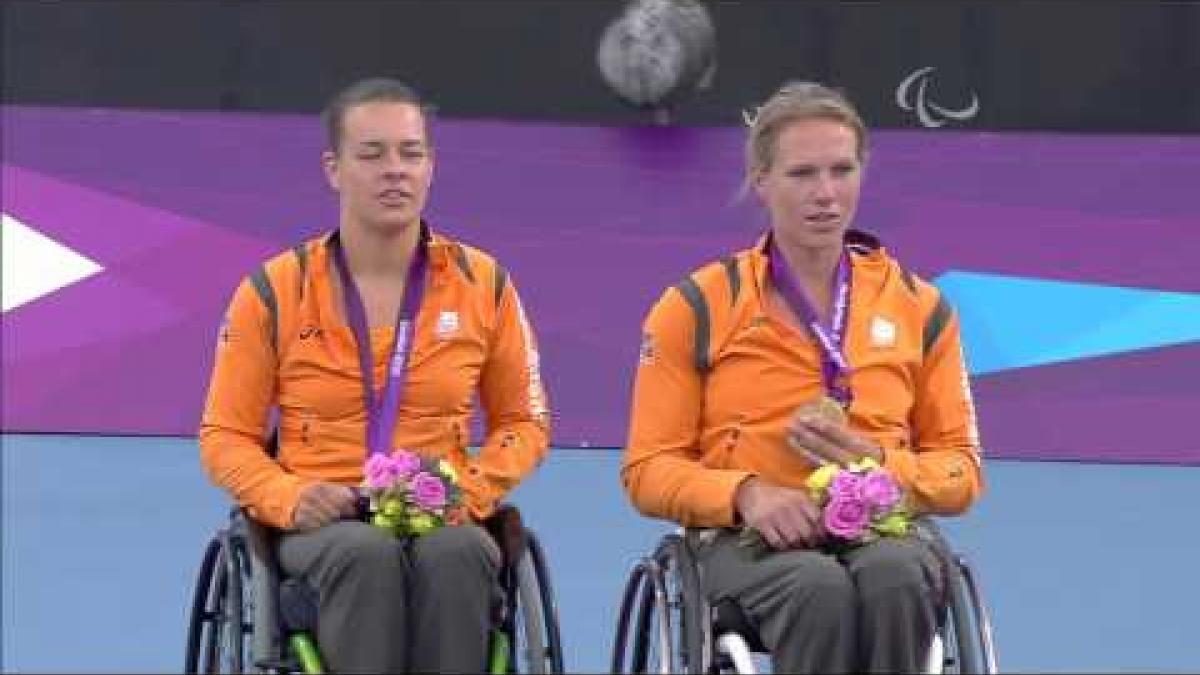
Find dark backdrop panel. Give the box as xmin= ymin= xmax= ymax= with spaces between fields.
xmin=222 ymin=1 xmax=625 ymax=119
xmin=4 ymin=1 xmax=1198 ymax=132
xmin=2 ymin=0 xmax=232 ymax=109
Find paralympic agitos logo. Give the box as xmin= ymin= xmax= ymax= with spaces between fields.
xmin=895 ymin=66 xmax=980 ymax=128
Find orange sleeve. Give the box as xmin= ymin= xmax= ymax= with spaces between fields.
xmin=883 ymin=296 xmax=984 ymax=515
xmin=464 ymin=274 xmax=550 ymax=520
xmin=621 ymin=288 xmax=753 ymax=528
xmin=198 ymin=278 xmax=309 ymax=529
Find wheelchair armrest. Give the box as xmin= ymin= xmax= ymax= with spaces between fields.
xmin=481 ymin=503 xmax=529 ymax=570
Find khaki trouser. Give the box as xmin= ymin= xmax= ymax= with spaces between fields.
xmin=688 ymin=529 xmax=946 ymax=674
xmin=278 ymin=521 xmax=501 ymax=673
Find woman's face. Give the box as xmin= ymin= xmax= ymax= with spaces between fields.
xmin=322 ymin=101 xmax=434 ymax=236
xmin=755 ymin=118 xmax=863 ymax=252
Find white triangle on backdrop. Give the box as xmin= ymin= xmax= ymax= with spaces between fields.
xmin=2 ymin=212 xmax=104 ymax=313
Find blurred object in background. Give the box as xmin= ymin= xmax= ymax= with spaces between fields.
xmin=596 ymin=0 xmax=716 ymax=124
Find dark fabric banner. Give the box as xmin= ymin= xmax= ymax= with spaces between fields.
xmin=4 ymin=1 xmax=1198 ymax=132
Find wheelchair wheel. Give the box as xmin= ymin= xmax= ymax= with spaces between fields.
xmin=913 ymin=517 xmax=998 ymax=675
xmin=657 ymin=535 xmax=708 ymax=674
xmin=939 ymin=553 xmax=998 ymax=674
xmin=511 ymin=529 xmax=565 ymax=673
xmin=959 ymin=555 xmax=998 ymax=674
xmin=184 ymin=526 xmax=254 ymax=673
xmin=611 ymin=533 xmax=707 ymax=674
xmin=184 ymin=535 xmax=222 ymax=673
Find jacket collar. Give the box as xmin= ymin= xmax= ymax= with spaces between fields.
xmin=322 ymin=220 xmax=460 ymax=271
xmin=748 ymin=227 xmax=886 ymax=291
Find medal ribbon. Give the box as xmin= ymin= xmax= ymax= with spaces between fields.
xmin=330 ymin=227 xmax=430 ymax=456
xmin=767 ymin=235 xmax=853 ymax=407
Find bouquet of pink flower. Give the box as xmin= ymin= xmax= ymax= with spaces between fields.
xmin=362 ymin=449 xmax=464 ymax=537
xmin=740 ymin=457 xmax=911 ymax=551
xmin=806 ymin=457 xmax=911 ymax=544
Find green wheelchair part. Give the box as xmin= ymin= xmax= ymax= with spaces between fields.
xmin=284 ymin=628 xmax=511 ymax=674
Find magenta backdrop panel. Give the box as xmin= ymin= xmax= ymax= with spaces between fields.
xmin=3 ymin=106 xmax=1197 ymax=464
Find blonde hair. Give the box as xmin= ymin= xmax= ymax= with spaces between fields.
xmin=742 ymin=81 xmax=868 ymax=195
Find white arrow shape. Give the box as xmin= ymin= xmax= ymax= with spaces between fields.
xmin=2 ymin=213 xmax=104 ymax=313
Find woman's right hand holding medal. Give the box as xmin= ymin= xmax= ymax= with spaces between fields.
xmin=786 ymin=396 xmax=883 ymax=467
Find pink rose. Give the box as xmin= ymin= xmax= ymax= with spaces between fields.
xmin=827 ymin=471 xmax=863 ymax=502
xmin=824 ymin=496 xmax=870 ymax=541
xmin=389 ymin=450 xmax=423 ymax=479
xmin=364 ymin=453 xmax=399 ymax=489
xmin=410 ymin=472 xmax=448 ymax=510
xmin=861 ymin=470 xmax=902 ymax=514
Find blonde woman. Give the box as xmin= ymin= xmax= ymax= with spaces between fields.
xmin=622 ymin=81 xmax=983 ymax=673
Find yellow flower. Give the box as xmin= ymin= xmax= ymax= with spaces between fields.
xmin=873 ymin=512 xmax=910 ymax=537
xmin=806 ymin=464 xmax=839 ymax=492
xmin=371 ymin=513 xmax=397 ymax=530
xmin=850 ymin=456 xmax=880 ymax=472
xmin=408 ymin=513 xmax=439 ymax=535
xmin=438 ymin=459 xmax=459 ymax=483
xmin=381 ymin=496 xmax=405 ymax=518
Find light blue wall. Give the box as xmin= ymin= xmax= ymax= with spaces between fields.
xmin=3 ymin=434 xmax=1198 ymax=672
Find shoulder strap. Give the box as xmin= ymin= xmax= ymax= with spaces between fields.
xmin=492 ymin=262 xmax=509 ymax=310
xmin=720 ymin=255 xmax=741 ymax=305
xmin=245 ymin=242 xmax=310 ymax=459
xmin=678 ymin=254 xmax=746 ymax=373
xmin=683 ymin=255 xmax=954 ymax=372
xmin=901 ymin=264 xmax=955 ymax=359
xmin=293 ymin=242 xmax=309 ymax=298
xmin=247 ymin=265 xmax=279 ymax=350
xmin=922 ymin=292 xmax=954 ymax=357
xmin=252 ymin=239 xmax=506 ymax=353
xmin=247 ymin=244 xmax=310 ymax=356
xmin=675 ymin=276 xmax=712 ymax=372
xmin=452 ymin=242 xmax=477 ymax=284
xmin=453 ymin=241 xmax=509 ymax=312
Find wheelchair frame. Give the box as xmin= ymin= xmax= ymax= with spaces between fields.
xmin=610 ymin=520 xmax=997 ymax=674
xmin=184 ymin=506 xmax=565 ymax=674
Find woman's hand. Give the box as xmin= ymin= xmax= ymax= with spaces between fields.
xmin=735 ymin=477 xmax=825 ymax=551
xmin=292 ymin=481 xmax=359 ymax=531
xmin=786 ymin=407 xmax=883 ymax=467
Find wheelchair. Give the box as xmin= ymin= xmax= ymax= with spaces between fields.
xmin=184 ymin=502 xmax=564 ymax=673
xmin=610 ymin=519 xmax=997 ymax=674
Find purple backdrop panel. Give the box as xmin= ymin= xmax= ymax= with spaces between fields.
xmin=2 ymin=106 xmax=1197 ymax=464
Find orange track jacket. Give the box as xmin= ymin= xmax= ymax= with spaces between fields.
xmin=623 ymin=231 xmax=982 ymax=528
xmin=200 ymin=229 xmax=549 ymax=529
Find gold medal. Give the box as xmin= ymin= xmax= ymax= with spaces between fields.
xmin=789 ymin=395 xmax=849 ymax=430
xmin=787 ymin=395 xmax=848 ymax=463
xmin=810 ymin=395 xmax=848 ymax=426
